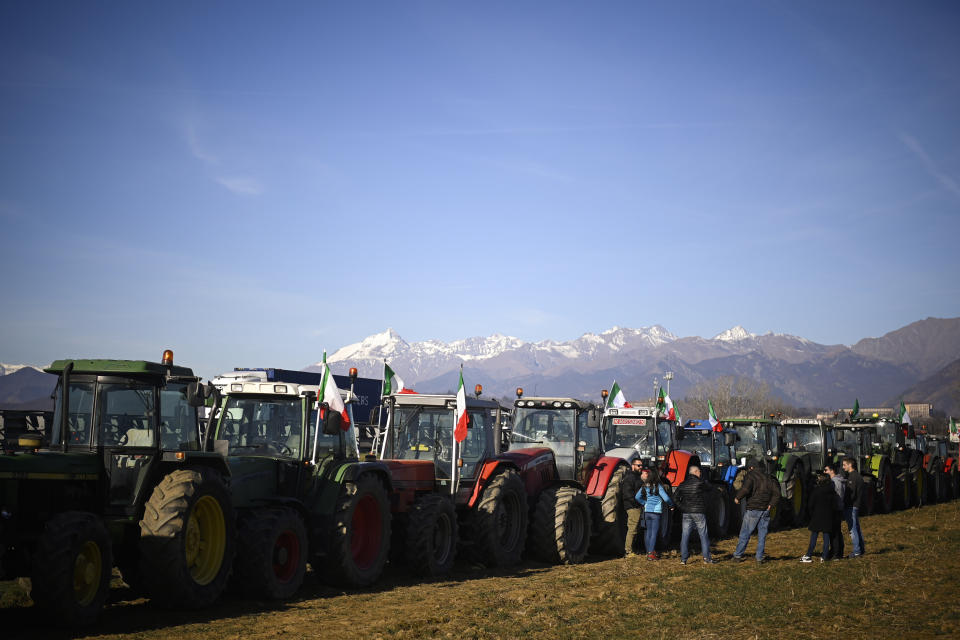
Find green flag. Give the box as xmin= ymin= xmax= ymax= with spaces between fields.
xmin=851 ymin=398 xmax=860 ymax=419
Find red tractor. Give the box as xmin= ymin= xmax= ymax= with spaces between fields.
xmin=922 ymin=434 xmax=958 ymax=502
xmin=510 ymin=390 xmax=628 ymax=562
xmin=376 ymin=386 xmax=529 ymax=574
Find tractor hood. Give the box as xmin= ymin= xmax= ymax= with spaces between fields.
xmin=0 ymin=450 xmax=100 ymax=480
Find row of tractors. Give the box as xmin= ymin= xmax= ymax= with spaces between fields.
xmin=2 ymin=353 xmax=957 ymax=626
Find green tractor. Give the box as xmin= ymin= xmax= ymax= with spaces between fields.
xmin=208 ymin=367 xmax=392 ymax=598
xmin=775 ymin=418 xmax=836 ymax=525
xmin=0 ymin=351 xmax=235 ymax=625
xmin=723 ymin=417 xmax=788 ymax=527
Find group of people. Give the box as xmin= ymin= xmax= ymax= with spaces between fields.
xmin=620 ymin=456 xmax=867 ymax=565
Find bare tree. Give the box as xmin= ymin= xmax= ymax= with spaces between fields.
xmin=679 ymin=375 xmax=795 ymax=421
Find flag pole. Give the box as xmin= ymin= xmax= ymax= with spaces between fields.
xmin=452 ymin=364 xmax=462 ymax=496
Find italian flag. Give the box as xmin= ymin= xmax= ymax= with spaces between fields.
xmin=607 ymin=381 xmax=632 ymax=408
xmin=455 ymin=368 xmax=468 ymax=442
xmin=949 ymin=417 xmax=958 ymax=443
xmin=319 ymin=352 xmax=350 ymax=429
xmin=382 ymin=362 xmax=406 ymax=396
xmin=898 ymin=401 xmax=912 ymax=426
xmin=657 ymin=387 xmax=676 ymax=421
xmin=708 ymin=400 xmax=721 ymax=432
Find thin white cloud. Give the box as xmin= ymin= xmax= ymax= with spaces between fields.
xmin=216 ymin=176 xmax=263 ymax=196
xmin=898 ymin=133 xmax=960 ymax=200
xmin=184 ymin=118 xmax=220 ymax=166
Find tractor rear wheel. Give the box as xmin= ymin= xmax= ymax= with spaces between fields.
xmin=912 ymin=468 xmax=925 ymax=507
xmin=788 ymin=466 xmax=808 ymax=526
xmin=707 ymin=486 xmax=729 ymax=538
xmin=863 ymin=476 xmax=876 ymax=514
xmin=405 ymin=494 xmax=457 ymax=576
xmin=233 ymin=507 xmax=307 ymax=600
xmin=324 ymin=473 xmax=391 ymax=587
xmin=951 ymin=469 xmax=959 ymax=500
xmin=468 ymin=469 xmax=527 ymax=567
xmin=139 ymin=468 xmax=235 ymax=609
xmin=590 ymin=464 xmax=627 ymax=556
xmin=877 ymin=464 xmax=894 ymax=513
xmin=529 ymin=486 xmax=592 ymax=565
xmin=31 ymin=511 xmax=112 ymax=626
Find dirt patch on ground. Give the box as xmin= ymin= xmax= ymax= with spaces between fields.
xmin=5 ymin=501 xmax=960 ymax=639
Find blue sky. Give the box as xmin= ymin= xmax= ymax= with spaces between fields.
xmin=2 ymin=1 xmax=959 ymax=379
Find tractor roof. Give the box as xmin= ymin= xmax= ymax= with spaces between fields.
xmin=514 ymin=397 xmax=594 ymax=410
xmin=390 ymin=393 xmax=500 ymax=409
xmin=603 ymin=405 xmax=657 ymax=418
xmin=45 ymin=359 xmax=194 ymax=378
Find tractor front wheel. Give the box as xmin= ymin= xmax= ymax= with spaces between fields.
xmin=529 ymin=486 xmax=592 ymax=565
xmin=233 ymin=507 xmax=307 ymax=600
xmin=31 ymin=511 xmax=112 ymax=626
xmin=590 ymin=464 xmax=627 ymax=556
xmin=324 ymin=473 xmax=391 ymax=587
xmin=878 ymin=465 xmax=894 ymax=513
xmin=405 ymin=494 xmax=458 ymax=576
xmin=468 ymin=469 xmax=528 ymax=567
xmin=707 ymin=486 xmax=729 ymax=538
xmin=139 ymin=468 xmax=235 ymax=609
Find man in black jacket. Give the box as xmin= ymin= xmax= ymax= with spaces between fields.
xmin=621 ymin=458 xmax=645 ymax=556
xmin=842 ymin=458 xmax=866 ymax=557
xmin=732 ymin=458 xmax=780 ymax=563
xmin=676 ymin=465 xmax=717 ymax=564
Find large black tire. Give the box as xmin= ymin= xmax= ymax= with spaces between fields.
xmin=466 ymin=469 xmax=528 ymax=567
xmin=707 ymin=485 xmax=729 ymax=539
xmin=232 ymin=507 xmax=307 ymax=600
xmin=911 ymin=468 xmax=925 ymax=507
xmin=951 ymin=468 xmax=959 ymax=500
xmin=726 ymin=484 xmax=743 ymax=534
xmin=590 ymin=464 xmax=626 ymax=556
xmin=324 ymin=473 xmax=391 ymax=587
xmin=786 ymin=463 xmax=809 ymax=526
xmin=405 ymin=494 xmax=458 ymax=577
xmin=31 ymin=511 xmax=112 ymax=626
xmin=529 ymin=486 xmax=592 ymax=565
xmin=139 ymin=468 xmax=235 ymax=609
xmin=877 ymin=463 xmax=894 ymax=513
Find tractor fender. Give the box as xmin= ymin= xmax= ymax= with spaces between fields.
xmin=585 ymin=456 xmax=627 ymax=498
xmin=466 ymin=459 xmax=518 ymax=509
xmin=662 ymin=449 xmax=698 ymax=487
xmin=165 ymin=452 xmax=231 ymax=481
xmin=337 ymin=460 xmax=394 ymax=494
xmin=467 ymin=448 xmax=556 ymax=508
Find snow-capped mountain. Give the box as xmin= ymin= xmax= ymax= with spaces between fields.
xmin=308 ymin=318 xmax=960 ymax=409
xmin=0 ymin=363 xmax=44 ymax=376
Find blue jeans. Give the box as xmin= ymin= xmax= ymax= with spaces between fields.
xmin=734 ymin=509 xmax=770 ymax=560
xmin=844 ymin=506 xmax=864 ymax=556
xmin=644 ymin=512 xmax=661 ymax=554
xmin=680 ymin=513 xmax=711 ymax=562
xmin=805 ymin=530 xmax=831 ymax=559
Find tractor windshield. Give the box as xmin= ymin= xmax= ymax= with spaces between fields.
xmin=98 ymin=382 xmax=156 ymax=447
xmin=511 ymin=408 xmax=576 ymax=445
xmin=387 ymin=404 xmax=494 ymax=480
xmin=220 ymin=396 xmax=303 ymax=459
xmin=781 ymin=426 xmax=822 ymax=454
xmin=683 ymin=429 xmax=714 ymax=466
xmin=875 ymin=422 xmax=900 ymax=447
xmin=51 ymin=380 xmax=96 ymax=447
xmin=603 ymin=416 xmax=672 ymax=458
xmin=735 ymin=425 xmax=771 ymax=460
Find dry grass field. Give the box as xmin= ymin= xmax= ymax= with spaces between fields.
xmin=4 ymin=500 xmax=959 ymax=640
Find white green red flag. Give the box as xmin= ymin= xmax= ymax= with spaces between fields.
xmin=607 ymin=381 xmax=632 ymax=409
xmin=708 ymin=400 xmax=721 ymax=432
xmin=319 ymin=351 xmax=350 ymax=429
xmin=898 ymin=401 xmax=912 ymax=426
xmin=949 ymin=417 xmax=958 ymax=443
xmin=382 ymin=362 xmax=406 ymax=396
xmin=455 ymin=368 xmax=468 ymax=442
xmin=657 ymin=387 xmax=676 ymax=421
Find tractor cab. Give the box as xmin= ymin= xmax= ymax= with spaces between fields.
xmin=723 ymin=418 xmax=782 ymax=474
xmin=779 ymin=418 xmax=834 ymax=473
xmin=380 ymin=390 xmax=502 ymax=498
xmin=511 ymin=394 xmax=602 ymax=485
xmin=682 ymin=419 xmax=736 ymax=473
xmin=832 ymin=423 xmax=875 ymax=466
xmin=601 ymin=405 xmax=676 ymax=465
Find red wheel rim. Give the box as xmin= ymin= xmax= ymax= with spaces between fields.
xmin=273 ymin=530 xmax=301 ymax=582
xmin=351 ymin=494 xmax=382 ymax=569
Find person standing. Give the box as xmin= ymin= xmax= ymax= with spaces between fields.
xmin=675 ymin=465 xmax=717 ymax=565
xmin=621 ymin=458 xmax=645 ymax=557
xmin=636 ymin=466 xmax=674 ymax=560
xmin=801 ymin=473 xmax=834 ymax=562
xmin=732 ymin=458 xmax=780 ymax=564
xmin=824 ymin=463 xmax=847 ymax=560
xmin=842 ymin=458 xmax=866 ymax=557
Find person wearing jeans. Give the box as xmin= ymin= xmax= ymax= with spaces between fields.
xmin=636 ymin=466 xmax=674 ymax=560
xmin=732 ymin=459 xmax=779 ymax=563
xmin=801 ymin=473 xmax=834 ymax=562
xmin=675 ymin=465 xmax=716 ymax=564
xmin=842 ymin=458 xmax=866 ymax=557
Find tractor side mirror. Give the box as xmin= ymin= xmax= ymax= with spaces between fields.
xmin=724 ymin=432 xmax=736 ymax=447
xmin=322 ymin=404 xmax=342 ymax=435
xmin=674 ymin=424 xmax=685 ymax=442
xmin=186 ymin=381 xmax=206 ymax=407
xmin=588 ymin=409 xmax=601 ymax=428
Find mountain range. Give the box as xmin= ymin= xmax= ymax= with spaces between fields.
xmin=309 ymin=318 xmax=960 ymax=414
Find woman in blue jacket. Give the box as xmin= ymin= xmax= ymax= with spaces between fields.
xmin=636 ymin=466 xmax=675 ymax=560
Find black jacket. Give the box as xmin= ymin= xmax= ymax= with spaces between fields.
xmin=846 ymin=470 xmax=865 ymax=511
xmin=675 ymin=474 xmax=709 ymax=514
xmin=808 ymin=480 xmax=835 ymax=533
xmin=622 ymin=469 xmax=644 ymax=509
xmin=735 ymin=468 xmax=781 ymax=511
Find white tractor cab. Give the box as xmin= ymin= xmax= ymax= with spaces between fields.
xmin=209 ymin=368 xmax=361 ymax=460
xmin=601 ymin=405 xmax=675 ymax=467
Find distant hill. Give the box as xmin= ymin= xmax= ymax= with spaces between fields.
xmin=852 ymin=317 xmax=960 ymax=378
xmin=888 ymin=357 xmax=960 ymax=417
xmin=0 ymin=367 xmax=57 ymax=410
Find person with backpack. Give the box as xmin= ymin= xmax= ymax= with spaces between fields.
xmin=635 ymin=465 xmax=675 ymax=560
xmin=732 ymin=458 xmax=780 ymax=564
xmin=675 ymin=465 xmax=718 ymax=565
xmin=800 ymin=472 xmax=834 ymax=562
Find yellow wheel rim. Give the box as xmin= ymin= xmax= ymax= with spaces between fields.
xmin=73 ymin=540 xmax=102 ymax=607
xmin=185 ymin=495 xmax=226 ymax=586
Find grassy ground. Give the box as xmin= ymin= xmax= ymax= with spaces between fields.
xmin=4 ymin=500 xmax=960 ymax=640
